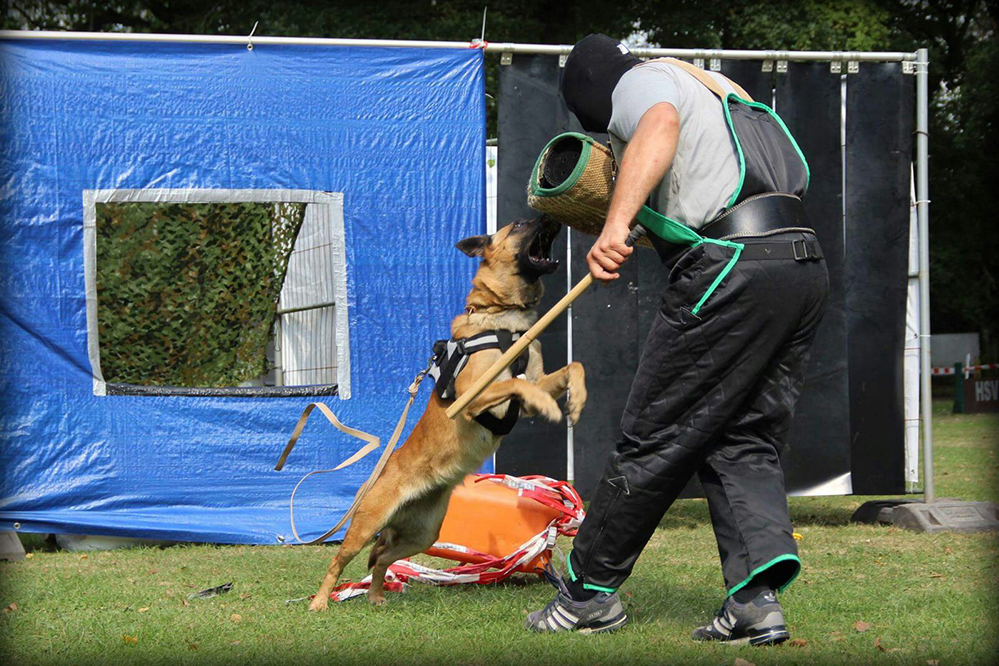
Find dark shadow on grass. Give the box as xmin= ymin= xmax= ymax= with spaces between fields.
xmin=653 ymin=495 xmax=912 ymax=530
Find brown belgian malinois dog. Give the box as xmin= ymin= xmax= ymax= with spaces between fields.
xmin=308 ymin=215 xmax=586 ymax=611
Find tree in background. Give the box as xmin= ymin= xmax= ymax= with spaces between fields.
xmin=3 ymin=0 xmax=995 ymax=354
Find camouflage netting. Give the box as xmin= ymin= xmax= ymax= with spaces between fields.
xmin=95 ymin=201 xmax=306 ymax=387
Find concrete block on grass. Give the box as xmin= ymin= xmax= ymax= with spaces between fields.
xmin=0 ymin=531 xmax=26 ymax=561
xmin=892 ymin=500 xmax=999 ymax=533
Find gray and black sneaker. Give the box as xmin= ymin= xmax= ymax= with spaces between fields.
xmin=691 ymin=590 xmax=789 ymax=646
xmin=525 ymin=566 xmax=628 ymax=634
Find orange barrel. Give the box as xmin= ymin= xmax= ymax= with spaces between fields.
xmin=424 ymin=474 xmax=563 ymax=574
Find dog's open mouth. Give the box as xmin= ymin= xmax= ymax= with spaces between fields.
xmin=522 ymin=218 xmax=561 ymax=276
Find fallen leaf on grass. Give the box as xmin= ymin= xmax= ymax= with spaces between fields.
xmin=137 ymin=607 xmax=150 ymax=613
xmin=79 ymin=554 xmax=88 ymax=559
xmin=182 ymin=599 xmax=189 ymax=607
xmin=122 ymin=635 xmax=138 ymax=645
xmin=3 ymin=603 xmax=18 ymax=613
xmin=929 ymin=572 xmax=944 ymax=579
xmin=853 ymin=621 xmax=871 ymax=632
xmin=25 ymin=552 xmax=33 ymax=559
xmin=927 ymin=660 xmax=939 ymax=665
xmin=733 ymin=658 xmax=756 ymax=666
xmin=788 ymin=639 xmax=808 ymax=647
xmin=187 ymin=642 xmax=198 ymax=651
xmin=239 ymin=593 xmax=252 ymax=600
xmin=792 ymin=532 xmax=803 ymax=540
xmin=230 ymin=613 xmax=242 ymax=623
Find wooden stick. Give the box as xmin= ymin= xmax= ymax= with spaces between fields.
xmin=446 ymin=225 xmax=646 ymax=420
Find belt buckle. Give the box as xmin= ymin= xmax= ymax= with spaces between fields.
xmin=792 ymin=239 xmax=810 ymax=261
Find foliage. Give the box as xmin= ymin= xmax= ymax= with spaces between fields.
xmin=95 ymin=201 xmax=304 ymax=387
xmin=3 ymin=0 xmax=996 ymax=351
xmin=630 ymin=0 xmax=892 ymax=51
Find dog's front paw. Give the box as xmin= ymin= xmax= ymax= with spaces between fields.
xmin=367 ymin=591 xmax=387 ymax=606
xmin=531 ymin=393 xmax=563 ymax=424
xmin=308 ymin=596 xmax=329 ymax=612
xmin=565 ymin=363 xmax=588 ymax=425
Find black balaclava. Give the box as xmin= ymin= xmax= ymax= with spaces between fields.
xmin=560 ymin=34 xmax=641 ymax=133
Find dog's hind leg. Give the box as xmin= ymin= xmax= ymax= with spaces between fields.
xmin=367 ymin=528 xmax=396 ymax=571
xmin=307 ymin=475 xmax=410 ymax=612
xmin=367 ymin=486 xmax=452 ymax=606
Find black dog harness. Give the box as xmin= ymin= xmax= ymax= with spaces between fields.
xmin=428 ymin=330 xmax=530 ymax=436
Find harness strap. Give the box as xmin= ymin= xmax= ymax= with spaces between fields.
xmin=429 ymin=329 xmax=530 ymax=436
xmin=473 ymin=397 xmax=522 ymax=436
xmin=655 ymin=57 xmax=754 ymax=102
xmin=471 ymin=332 xmax=530 ymax=436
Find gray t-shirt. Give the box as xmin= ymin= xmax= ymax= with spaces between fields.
xmin=608 ymin=61 xmax=741 ymax=230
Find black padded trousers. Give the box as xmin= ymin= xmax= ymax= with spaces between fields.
xmin=567 ymin=231 xmax=829 ymax=597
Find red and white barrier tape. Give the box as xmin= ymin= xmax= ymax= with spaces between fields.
xmin=931 ymin=364 xmax=998 ymax=376
xmin=325 ymin=474 xmax=584 ymax=602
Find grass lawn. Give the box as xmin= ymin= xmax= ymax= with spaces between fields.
xmin=2 ymin=400 xmax=997 ymax=665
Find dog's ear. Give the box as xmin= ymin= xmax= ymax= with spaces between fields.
xmin=456 ymin=234 xmax=490 ymax=258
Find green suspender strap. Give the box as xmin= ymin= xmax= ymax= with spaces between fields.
xmin=635 ymin=206 xmax=743 ymax=316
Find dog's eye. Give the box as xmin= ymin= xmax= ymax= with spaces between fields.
xmin=513 ymin=220 xmax=526 ymax=228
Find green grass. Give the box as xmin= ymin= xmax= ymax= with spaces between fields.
xmin=2 ymin=401 xmax=997 ymax=665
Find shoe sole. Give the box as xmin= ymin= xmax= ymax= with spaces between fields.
xmin=692 ymin=628 xmax=790 ymax=647
xmin=720 ymin=629 xmax=790 ymax=647
xmin=578 ymin=614 xmax=628 ymax=635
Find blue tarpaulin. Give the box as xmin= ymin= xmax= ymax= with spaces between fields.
xmin=0 ymin=39 xmax=486 ymax=543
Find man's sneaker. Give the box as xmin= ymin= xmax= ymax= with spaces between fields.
xmin=691 ymin=590 xmax=790 ymax=646
xmin=525 ymin=566 xmax=628 ymax=634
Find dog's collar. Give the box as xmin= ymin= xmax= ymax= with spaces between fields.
xmin=465 ymin=298 xmax=541 ymax=315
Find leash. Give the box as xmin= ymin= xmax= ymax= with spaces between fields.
xmin=275 ymin=360 xmax=434 ymax=545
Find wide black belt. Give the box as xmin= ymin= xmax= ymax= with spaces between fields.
xmin=701 ymin=192 xmax=811 ymax=240
xmin=739 ymin=238 xmax=823 ymax=261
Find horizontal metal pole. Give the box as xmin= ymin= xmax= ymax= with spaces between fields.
xmin=276 ymin=300 xmax=335 ymax=316
xmin=0 ymin=30 xmax=918 ymax=62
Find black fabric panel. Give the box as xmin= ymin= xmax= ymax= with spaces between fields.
xmin=495 ymin=55 xmax=570 ymax=480
xmin=557 ymin=113 xmax=643 ymax=499
xmin=720 ymin=60 xmax=774 ymax=104
xmin=775 ymin=63 xmax=852 ymax=494
xmin=844 ymin=63 xmax=913 ymax=494
xmin=569 ymin=228 xmax=644 ymax=499
xmin=494 ymin=57 xmax=911 ymax=499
